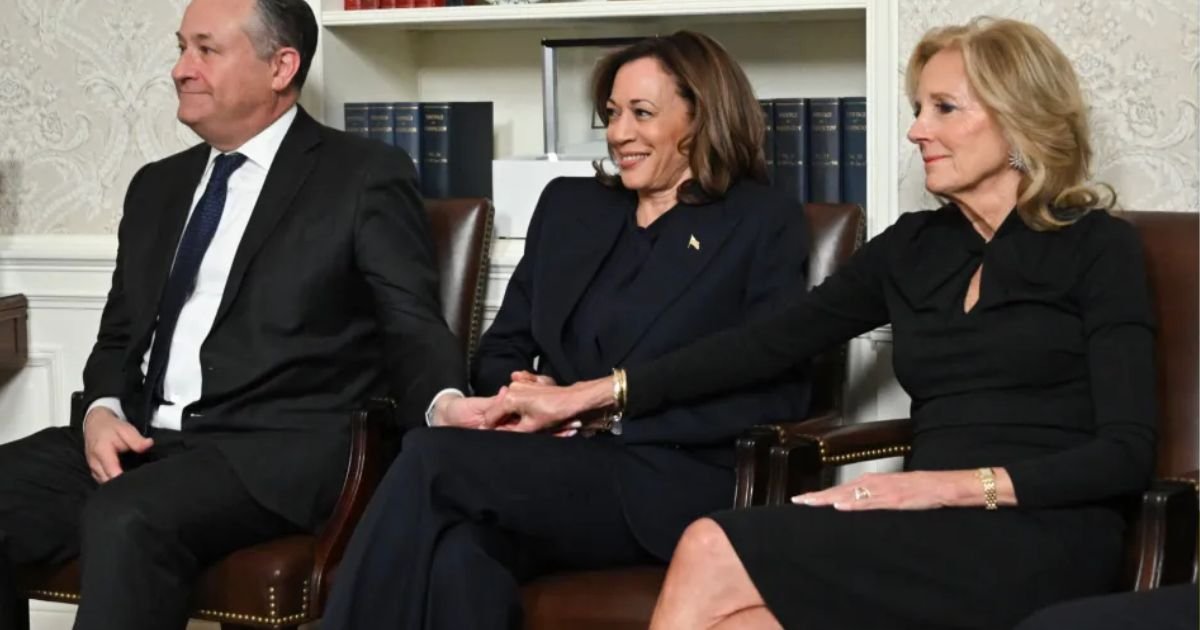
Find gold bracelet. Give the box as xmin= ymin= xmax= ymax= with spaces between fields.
xmin=611 ymin=367 xmax=628 ymax=412
xmin=977 ymin=467 xmax=998 ymax=510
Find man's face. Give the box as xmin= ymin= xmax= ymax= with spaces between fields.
xmin=172 ymin=0 xmax=280 ymax=147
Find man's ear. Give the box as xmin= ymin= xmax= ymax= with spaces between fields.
xmin=270 ymin=46 xmax=301 ymax=93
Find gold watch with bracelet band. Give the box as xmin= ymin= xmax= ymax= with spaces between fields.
xmin=977 ymin=467 xmax=998 ymax=510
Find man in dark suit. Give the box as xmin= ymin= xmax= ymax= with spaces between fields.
xmin=0 ymin=0 xmax=485 ymax=627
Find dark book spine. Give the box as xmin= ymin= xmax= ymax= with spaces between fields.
xmin=396 ymin=0 xmax=414 ymax=6
xmin=393 ymin=102 xmax=421 ymax=180
xmin=446 ymin=102 xmax=493 ymax=198
xmin=422 ymin=102 xmax=494 ymax=198
xmin=380 ymin=0 xmax=396 ymax=8
xmin=772 ymin=98 xmax=807 ymax=206
xmin=360 ymin=0 xmax=379 ymax=7
xmin=344 ymin=0 xmax=361 ymax=9
xmin=367 ymin=102 xmax=396 ymax=146
xmin=807 ymin=97 xmax=841 ymax=203
xmin=840 ymin=97 xmax=867 ymax=208
xmin=421 ymin=103 xmax=451 ymax=198
xmin=343 ymin=102 xmax=370 ymax=139
xmin=760 ymin=99 xmax=775 ymax=184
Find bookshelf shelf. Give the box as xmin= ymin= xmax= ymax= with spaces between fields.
xmin=323 ymin=0 xmax=866 ymax=29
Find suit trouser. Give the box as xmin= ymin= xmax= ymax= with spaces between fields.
xmin=321 ymin=427 xmax=660 ymax=630
xmin=1014 ymin=584 xmax=1198 ymax=630
xmin=0 ymin=426 xmax=299 ymax=630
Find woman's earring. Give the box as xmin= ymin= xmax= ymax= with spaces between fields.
xmin=1008 ymin=149 xmax=1028 ymax=173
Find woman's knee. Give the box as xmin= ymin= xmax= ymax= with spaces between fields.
xmin=674 ymin=517 xmax=736 ymax=564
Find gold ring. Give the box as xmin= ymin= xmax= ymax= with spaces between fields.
xmin=853 ymin=486 xmax=871 ymax=501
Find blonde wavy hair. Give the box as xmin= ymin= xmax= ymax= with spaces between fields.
xmin=906 ymin=17 xmax=1115 ymax=230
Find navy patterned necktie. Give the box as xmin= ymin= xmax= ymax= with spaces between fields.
xmin=140 ymin=152 xmax=247 ymax=429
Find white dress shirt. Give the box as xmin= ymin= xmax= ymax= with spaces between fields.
xmin=88 ymin=106 xmax=298 ymax=431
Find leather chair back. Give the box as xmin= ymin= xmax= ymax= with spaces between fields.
xmin=425 ymin=198 xmax=494 ymax=360
xmin=1113 ymin=210 xmax=1198 ymax=479
xmin=802 ymin=203 xmax=866 ymax=417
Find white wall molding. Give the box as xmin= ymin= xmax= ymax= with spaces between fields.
xmin=27 ymin=345 xmax=69 ymax=428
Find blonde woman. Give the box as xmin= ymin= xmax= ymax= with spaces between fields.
xmin=490 ymin=17 xmax=1155 ymax=629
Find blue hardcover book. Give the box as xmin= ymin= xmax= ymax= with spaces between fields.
xmin=367 ymin=102 xmax=396 ymax=146
xmin=807 ymin=97 xmax=841 ymax=203
xmin=420 ymin=102 xmax=493 ymax=199
xmin=760 ymin=99 xmax=775 ymax=183
xmin=393 ymin=102 xmax=421 ymax=180
xmin=840 ymin=97 xmax=867 ymax=208
xmin=343 ymin=102 xmax=369 ymax=139
xmin=772 ymin=98 xmax=807 ymax=206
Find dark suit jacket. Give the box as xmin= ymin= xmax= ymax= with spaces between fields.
xmin=81 ymin=107 xmax=466 ymax=531
xmin=473 ymin=177 xmax=812 ymax=557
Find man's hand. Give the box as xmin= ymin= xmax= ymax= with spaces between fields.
xmin=83 ymin=407 xmax=153 ymax=483
xmin=432 ymin=393 xmax=503 ymax=429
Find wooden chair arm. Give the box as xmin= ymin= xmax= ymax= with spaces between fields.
xmin=308 ymin=397 xmax=398 ymax=613
xmin=1126 ymin=476 xmax=1199 ymax=591
xmin=733 ymin=411 xmax=843 ymax=508
xmin=764 ymin=417 xmax=915 ymax=504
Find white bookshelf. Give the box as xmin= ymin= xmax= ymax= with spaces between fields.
xmin=321 ymin=0 xmax=865 ymax=28
xmin=299 ymin=0 xmax=899 ymax=236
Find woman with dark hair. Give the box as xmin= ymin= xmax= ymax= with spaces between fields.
xmin=321 ymin=30 xmax=813 ymax=630
xmin=491 ymin=17 xmax=1157 ymax=630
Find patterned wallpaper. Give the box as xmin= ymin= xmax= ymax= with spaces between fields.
xmin=897 ymin=0 xmax=1200 ymax=214
xmin=0 ymin=0 xmax=1196 ymax=234
xmin=0 ymin=0 xmax=193 ymax=234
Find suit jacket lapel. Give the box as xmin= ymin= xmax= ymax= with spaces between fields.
xmin=211 ymin=108 xmax=321 ymax=327
xmin=604 ymin=194 xmax=743 ymax=366
xmin=537 ymin=193 xmax=627 ymax=382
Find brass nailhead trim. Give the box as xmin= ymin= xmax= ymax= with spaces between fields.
xmin=30 ymin=580 xmax=313 ymax=628
xmin=466 ymin=209 xmax=494 ymax=364
xmin=1163 ymin=476 xmax=1200 ymax=489
xmin=824 ymin=445 xmax=911 ymax=464
xmin=792 ymin=433 xmax=911 ymax=465
xmin=192 ymin=608 xmax=308 ymax=626
xmin=26 ymin=589 xmax=80 ymax=602
xmin=192 ymin=578 xmax=312 ymax=629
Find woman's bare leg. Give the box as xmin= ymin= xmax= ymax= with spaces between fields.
xmin=649 ymin=518 xmax=780 ymax=629
xmin=712 ymin=606 xmax=784 ymax=630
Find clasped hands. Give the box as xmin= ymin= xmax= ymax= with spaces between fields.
xmin=436 ymin=371 xmax=603 ymax=436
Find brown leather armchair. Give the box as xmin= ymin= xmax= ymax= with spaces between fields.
xmin=520 ymin=203 xmax=865 ymax=630
xmin=14 ymin=198 xmax=494 ymax=629
xmin=757 ymin=210 xmax=1199 ymax=591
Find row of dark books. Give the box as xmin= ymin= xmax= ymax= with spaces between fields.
xmin=344 ymin=0 xmax=472 ymax=8
xmin=762 ymin=96 xmax=867 ymax=208
xmin=344 ymin=101 xmax=493 ymax=199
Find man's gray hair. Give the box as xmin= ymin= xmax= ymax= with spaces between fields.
xmin=244 ymin=0 xmax=318 ymax=91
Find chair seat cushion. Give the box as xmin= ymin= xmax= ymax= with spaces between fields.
xmin=521 ymin=566 xmax=666 ymax=630
xmin=19 ymin=535 xmax=315 ymax=628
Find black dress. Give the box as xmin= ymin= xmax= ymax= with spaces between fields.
xmin=625 ymin=205 xmax=1158 ymax=629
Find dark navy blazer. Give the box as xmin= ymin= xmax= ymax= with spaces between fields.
xmin=472 ymin=176 xmax=813 ymax=557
